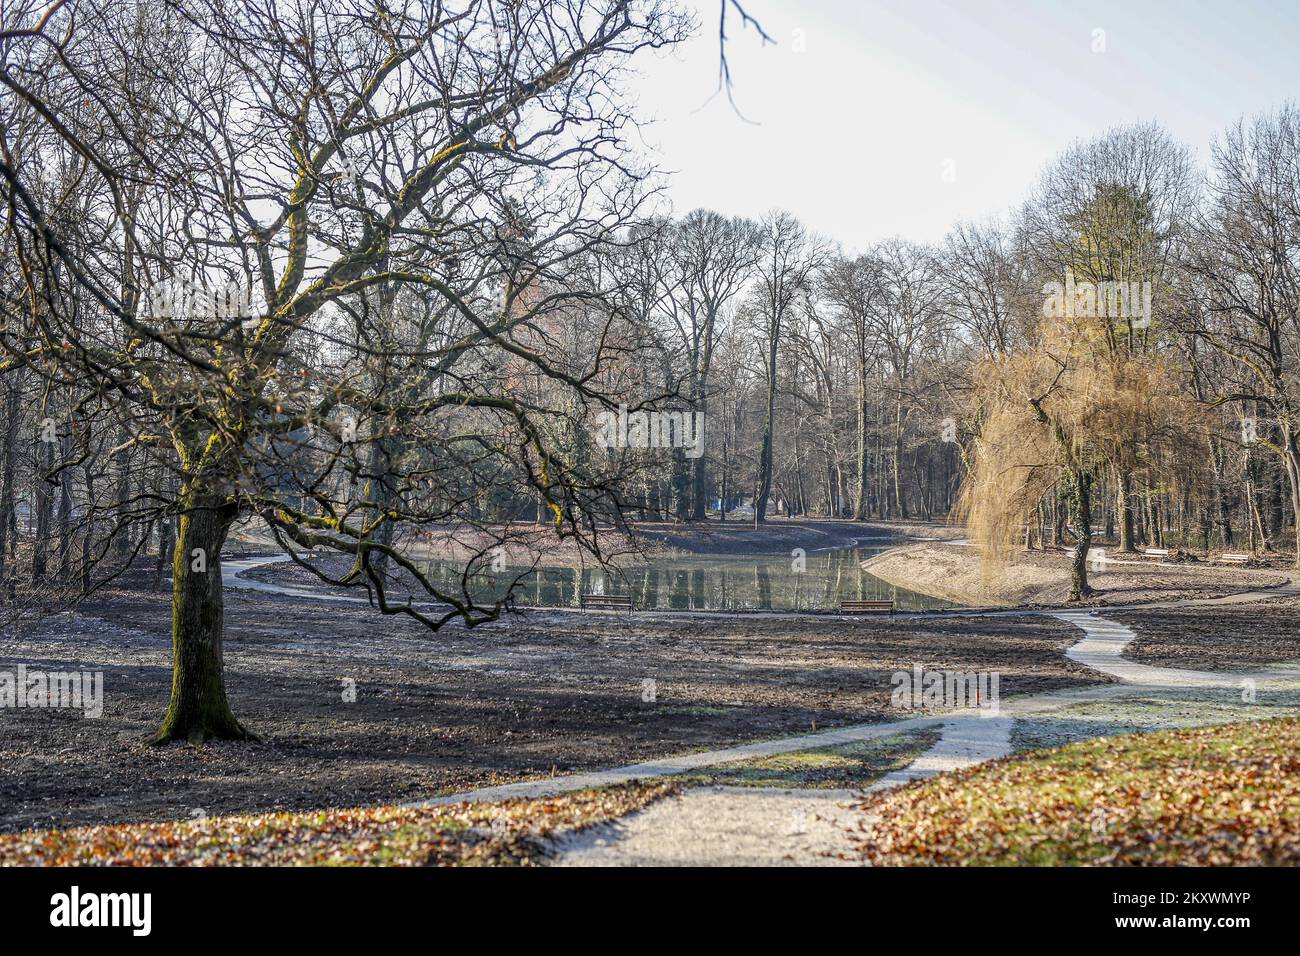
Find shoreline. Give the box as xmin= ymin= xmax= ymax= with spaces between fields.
xmin=225 ymin=515 xmax=1291 ymax=617
xmin=229 ymin=517 xmax=964 ymax=614
xmin=863 ymin=540 xmax=1291 ymax=609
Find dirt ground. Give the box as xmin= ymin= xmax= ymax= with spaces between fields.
xmin=1114 ymin=596 xmax=1300 ymax=671
xmin=7 ymin=518 xmax=1298 ymax=839
xmin=0 ymin=567 xmax=1092 ymax=834
xmin=864 ymin=542 xmax=1288 ymax=608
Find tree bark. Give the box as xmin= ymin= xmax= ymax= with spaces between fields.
xmin=56 ymin=426 xmax=73 ymax=581
xmin=1116 ymin=467 xmax=1135 ymax=551
xmin=31 ymin=423 xmax=55 ymax=581
xmin=854 ymin=369 xmax=869 ymax=520
xmin=892 ymin=397 xmax=908 ymax=520
xmin=755 ymin=349 xmax=777 ymax=525
xmin=151 ymin=491 xmax=251 ymax=744
xmin=1282 ymin=432 xmax=1300 ymax=570
xmin=1067 ymin=468 xmax=1094 ymax=602
xmin=0 ymin=371 xmax=20 ymax=583
xmin=689 ymin=394 xmax=708 ymax=521
xmin=111 ymin=423 xmax=132 ymax=559
xmin=362 ymin=430 xmax=398 ymax=575
xmin=1204 ymin=433 xmax=1233 ymax=548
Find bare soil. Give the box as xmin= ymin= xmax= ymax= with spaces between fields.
xmin=10 ymin=520 xmax=1292 ymax=839
xmin=0 ymin=568 xmax=1090 ymax=834
xmin=1114 ymin=596 xmax=1300 ymax=671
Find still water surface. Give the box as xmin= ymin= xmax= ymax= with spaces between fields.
xmin=417 ymin=542 xmax=953 ymax=612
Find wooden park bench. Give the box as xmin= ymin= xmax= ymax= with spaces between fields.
xmin=580 ymin=593 xmax=634 ymax=612
xmin=1217 ymin=552 xmax=1251 ymax=564
xmin=840 ymin=599 xmax=895 ymax=616
xmin=1143 ymin=548 xmax=1171 ymax=560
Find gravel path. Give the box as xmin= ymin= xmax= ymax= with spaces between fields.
xmin=551 ymin=786 xmax=864 ymax=866
xmin=550 ymin=716 xmax=1016 ymax=867
xmin=871 ymin=715 xmax=1013 ymax=786
xmin=1057 ymin=607 xmax=1300 ymax=688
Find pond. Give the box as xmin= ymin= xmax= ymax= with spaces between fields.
xmin=416 ymin=541 xmax=954 ymax=612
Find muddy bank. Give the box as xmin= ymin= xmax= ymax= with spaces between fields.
xmin=863 ymin=543 xmax=1054 ymax=607
xmin=863 ymin=542 xmax=1288 ymax=608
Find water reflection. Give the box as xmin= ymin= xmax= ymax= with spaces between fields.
xmin=417 ymin=545 xmax=953 ymax=611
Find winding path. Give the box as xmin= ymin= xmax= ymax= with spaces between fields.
xmin=1056 ymin=608 xmax=1300 ymax=688
xmin=221 ymin=551 xmax=1300 ymax=864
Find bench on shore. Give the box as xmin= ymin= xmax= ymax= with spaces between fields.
xmin=840 ymin=599 xmax=895 ymax=616
xmin=580 ymin=593 xmax=634 ymax=612
xmin=1217 ymin=552 xmax=1251 ymax=564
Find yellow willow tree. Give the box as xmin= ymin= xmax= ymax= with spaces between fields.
xmin=1019 ymin=124 xmax=1199 ymax=552
xmin=958 ymin=315 xmax=1203 ymax=602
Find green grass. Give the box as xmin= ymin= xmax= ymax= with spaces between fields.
xmin=678 ymin=729 xmax=940 ymax=790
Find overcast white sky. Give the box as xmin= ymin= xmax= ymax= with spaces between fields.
xmin=625 ymin=0 xmax=1300 ymax=252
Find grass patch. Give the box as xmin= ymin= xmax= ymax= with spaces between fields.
xmin=679 ymin=729 xmax=940 ymax=790
xmin=857 ymin=717 xmax=1300 ymax=865
xmin=1009 ymin=692 xmax=1300 ymax=755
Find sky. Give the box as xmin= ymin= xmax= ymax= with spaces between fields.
xmin=625 ymin=0 xmax=1300 ymax=252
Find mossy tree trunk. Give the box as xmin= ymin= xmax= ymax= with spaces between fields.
xmin=1067 ymin=467 xmax=1094 ymax=603
xmin=151 ymin=489 xmax=251 ymax=744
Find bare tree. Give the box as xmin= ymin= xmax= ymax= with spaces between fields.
xmin=820 ymin=253 xmax=886 ymax=519
xmin=748 ymin=210 xmax=821 ymax=524
xmin=1020 ymin=123 xmax=1198 ymax=551
xmin=659 ymin=209 xmax=757 ymax=518
xmin=870 ymin=239 xmax=947 ymax=520
xmin=1182 ymin=105 xmax=1300 ymax=568
xmin=1 ymin=0 xmax=688 ymax=741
